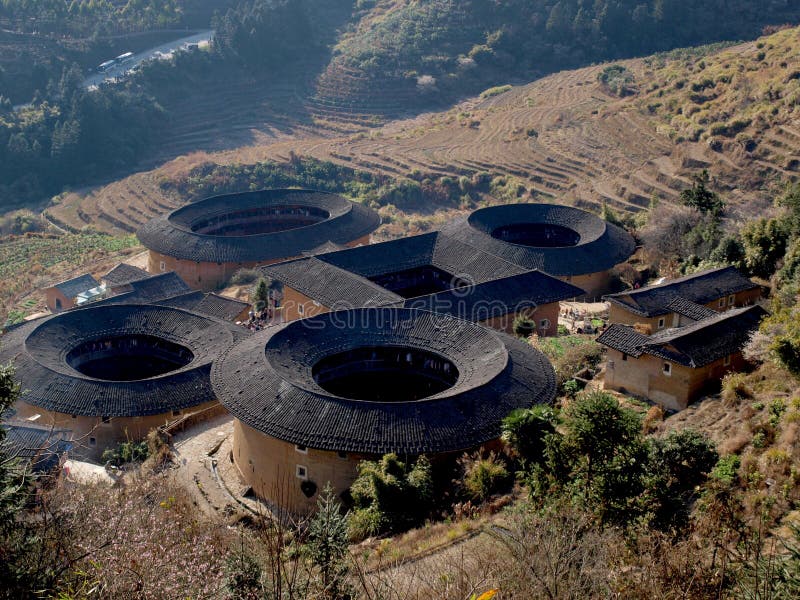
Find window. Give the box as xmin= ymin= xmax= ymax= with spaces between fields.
xmin=337 ymin=451 xmax=348 ymax=460
xmin=622 ymin=353 xmax=628 ymax=361
xmin=657 ymin=317 xmax=665 ymax=329
xmin=159 ymin=261 xmax=166 ymax=272
xmin=101 ymin=415 xmax=110 ymax=424
xmin=295 ymin=444 xmax=308 ymax=454
xmin=89 ymin=437 xmax=97 ymax=447
xmin=723 ymin=354 xmax=731 ymax=366
xmin=298 ymin=304 xmax=305 ymax=315
xmin=539 ymin=318 xmax=550 ymax=329
xmin=718 ymin=297 xmax=726 ymax=308
xmin=728 ymin=294 xmax=735 ymax=307
xmin=296 ymin=465 xmax=308 ymax=480
xmin=71 ymin=414 xmax=78 ymax=419
xmin=663 ymin=362 xmax=672 ymax=376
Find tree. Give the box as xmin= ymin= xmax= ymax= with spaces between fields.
xmin=681 ymin=170 xmax=724 ymax=215
xmin=559 ymin=391 xmax=647 ymax=523
xmin=740 ymin=217 xmax=789 ymax=279
xmin=502 ymin=405 xmax=556 ymax=465
xmin=306 ymin=484 xmax=350 ymax=598
xmin=644 ymin=429 xmax=718 ymax=530
xmin=0 ymin=364 xmax=33 ymax=595
xmin=251 ymin=278 xmax=270 ymax=309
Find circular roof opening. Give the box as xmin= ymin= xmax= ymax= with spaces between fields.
xmin=66 ymin=334 xmax=194 ymax=381
xmin=312 ymin=345 xmax=459 ymax=402
xmin=490 ymin=223 xmax=580 ymax=248
xmin=190 ymin=205 xmax=331 ymax=237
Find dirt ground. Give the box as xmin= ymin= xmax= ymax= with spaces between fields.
xmin=169 ymin=412 xmax=273 ymax=519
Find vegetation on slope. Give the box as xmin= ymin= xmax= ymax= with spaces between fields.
xmin=324 ymin=0 xmax=800 ymax=107
xmin=634 ymin=26 xmax=800 ymax=154
xmin=0 ymin=0 xmax=227 ymax=36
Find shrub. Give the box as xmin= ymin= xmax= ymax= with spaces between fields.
xmin=711 ymin=455 xmax=741 ymax=485
xmin=502 ymin=405 xmax=556 ymax=465
xmin=101 ymin=440 xmax=149 ymax=467
xmin=721 ymin=372 xmax=753 ymax=405
xmin=513 ymin=315 xmax=536 ymax=338
xmin=480 ymin=84 xmax=512 ymax=98
xmin=229 ymin=268 xmax=261 ymax=285
xmin=597 ymin=64 xmax=636 ymax=96
xmin=458 ymin=451 xmax=511 ymax=502
xmin=349 ymin=454 xmax=434 ymax=536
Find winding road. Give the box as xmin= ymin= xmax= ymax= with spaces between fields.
xmin=84 ymin=29 xmax=214 ymax=89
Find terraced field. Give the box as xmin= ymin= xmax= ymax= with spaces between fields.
xmin=46 ymin=29 xmax=800 ymax=239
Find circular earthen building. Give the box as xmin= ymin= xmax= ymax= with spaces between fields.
xmin=441 ymin=203 xmax=635 ymax=298
xmin=0 ymin=304 xmax=246 ymax=459
xmin=211 ymin=307 xmax=556 ymax=513
xmin=137 ymin=189 xmax=381 ymax=290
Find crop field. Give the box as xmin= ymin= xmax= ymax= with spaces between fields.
xmin=0 ymin=233 xmax=140 ymax=320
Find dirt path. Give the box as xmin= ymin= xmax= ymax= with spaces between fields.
xmin=170 ymin=413 xmax=239 ymax=518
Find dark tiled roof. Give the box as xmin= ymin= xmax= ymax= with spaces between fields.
xmin=666 ymin=297 xmax=718 ymax=322
xmin=263 ymin=257 xmax=401 ymax=308
xmin=604 ymin=266 xmax=760 ymax=317
xmin=102 ymin=263 xmax=149 ymax=287
xmin=598 ymin=305 xmax=767 ymax=367
xmin=2 ymin=424 xmax=72 ymax=472
xmin=156 ymin=291 xmax=249 ymax=321
xmin=154 ymin=291 xmax=206 ymax=311
xmin=304 ymin=241 xmax=346 ymax=256
xmin=319 ymin=232 xmax=526 ymax=281
xmin=50 ymin=274 xmax=99 ymax=298
xmin=212 ymin=308 xmax=556 ymax=455
xmin=596 ymin=325 xmax=652 ymax=358
xmin=95 ymin=272 xmax=192 ymax=307
xmin=404 ymin=270 xmax=585 ymax=320
xmin=193 ymin=293 xmax=250 ymax=321
xmin=137 ymin=189 xmax=380 ymax=263
xmin=263 ymin=231 xmax=538 ymax=311
xmin=0 ymin=304 xmax=247 ymax=417
xmin=440 ymin=203 xmax=635 ymax=276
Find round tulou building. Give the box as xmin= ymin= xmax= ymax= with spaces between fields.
xmin=137 ymin=189 xmax=381 ymax=291
xmin=0 ymin=304 xmax=247 ymax=459
xmin=441 ymin=203 xmax=635 ymax=298
xmin=211 ymin=307 xmax=556 ymax=513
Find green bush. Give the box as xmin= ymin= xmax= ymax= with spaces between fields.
xmin=502 ymin=405 xmax=556 ymax=466
xmin=349 ymin=454 xmax=434 ymax=537
xmin=458 ymin=451 xmax=511 ymax=502
xmin=101 ymin=440 xmax=149 ymax=467
xmin=513 ymin=315 xmax=536 ymax=338
xmin=711 ymin=455 xmax=741 ymax=485
xmin=230 ymin=268 xmax=261 ymax=285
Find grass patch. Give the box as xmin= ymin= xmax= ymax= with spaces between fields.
xmin=536 ymin=335 xmax=596 ymax=359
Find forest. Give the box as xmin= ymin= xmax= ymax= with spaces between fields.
xmin=331 ymin=0 xmax=800 ymax=97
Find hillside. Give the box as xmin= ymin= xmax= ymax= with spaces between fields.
xmin=314 ymin=0 xmax=800 ymax=114
xmin=46 ymin=26 xmax=800 ymax=240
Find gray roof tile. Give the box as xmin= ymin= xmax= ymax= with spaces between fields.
xmin=604 ymin=266 xmax=760 ymax=317
xmin=212 ymin=308 xmax=556 ymax=454
xmin=137 ymin=189 xmax=380 ymax=263
xmin=440 ymin=203 xmax=635 ymax=276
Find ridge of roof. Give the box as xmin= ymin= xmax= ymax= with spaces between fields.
xmin=598 ymin=305 xmax=767 ymax=368
xmin=603 ymin=266 xmax=759 ymax=317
